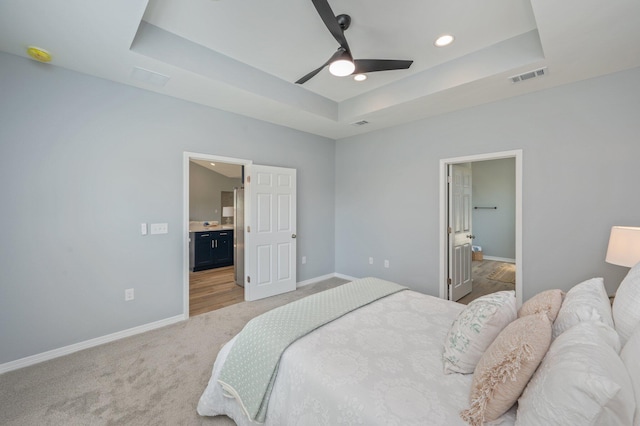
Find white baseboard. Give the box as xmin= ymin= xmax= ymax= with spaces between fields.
xmin=2 ymin=272 xmax=359 ymax=374
xmin=297 ymin=272 xmax=357 ymax=288
xmin=484 ymin=256 xmax=516 ymax=263
xmin=0 ymin=314 xmax=185 ymax=374
xmin=333 ymin=273 xmax=359 ymax=281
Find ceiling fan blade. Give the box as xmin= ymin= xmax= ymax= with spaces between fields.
xmin=353 ymin=59 xmax=413 ymax=74
xmin=311 ymin=0 xmax=350 ymax=50
xmin=295 ymin=65 xmax=326 ymax=85
xmin=295 ymin=49 xmax=345 ymax=84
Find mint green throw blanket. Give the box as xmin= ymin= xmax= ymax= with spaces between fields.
xmin=217 ymin=277 xmax=406 ymax=423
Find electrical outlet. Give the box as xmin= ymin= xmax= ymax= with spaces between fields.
xmin=369 ymin=257 xmax=374 ymax=265
xmin=384 ymin=259 xmax=390 ymax=268
xmin=302 ymin=256 xmax=306 ymax=264
xmin=125 ymin=288 xmax=134 ymax=301
xmin=150 ymin=223 xmax=168 ymax=234
xmin=141 ymin=223 xmax=147 ymax=235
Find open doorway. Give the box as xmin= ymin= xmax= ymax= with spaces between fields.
xmin=439 ymin=150 xmax=523 ymax=307
xmin=183 ymin=153 xmax=252 ymax=317
xmin=182 ymin=153 xmax=299 ymax=317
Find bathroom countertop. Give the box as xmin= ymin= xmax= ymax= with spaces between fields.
xmin=189 ymin=225 xmax=234 ymax=233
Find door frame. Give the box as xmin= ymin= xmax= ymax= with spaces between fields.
xmin=182 ymin=152 xmax=252 ymax=318
xmin=438 ymin=149 xmax=523 ymax=307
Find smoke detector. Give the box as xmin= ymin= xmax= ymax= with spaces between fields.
xmin=509 ymin=67 xmax=547 ymax=83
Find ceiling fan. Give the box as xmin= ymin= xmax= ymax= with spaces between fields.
xmin=295 ymin=0 xmax=413 ymax=84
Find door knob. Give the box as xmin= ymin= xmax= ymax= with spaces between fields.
xmin=292 ymin=234 xmax=297 ymax=239
xmin=467 ymin=234 xmax=476 ymax=239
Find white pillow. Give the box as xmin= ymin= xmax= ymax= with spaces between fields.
xmin=552 ymin=277 xmax=614 ymax=340
xmin=613 ymin=262 xmax=640 ymax=346
xmin=442 ymin=290 xmax=516 ymax=374
xmin=517 ymin=321 xmax=634 ymax=426
xmin=620 ymin=324 xmax=640 ymax=426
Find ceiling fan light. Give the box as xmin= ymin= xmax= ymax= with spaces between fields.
xmin=329 ymin=59 xmax=355 ymax=77
xmin=434 ymin=34 xmax=455 ymax=47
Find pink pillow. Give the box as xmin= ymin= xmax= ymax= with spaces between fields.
xmin=460 ymin=313 xmax=552 ymax=425
xmin=518 ymin=289 xmax=564 ymax=322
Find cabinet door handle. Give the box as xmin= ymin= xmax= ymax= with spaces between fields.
xmin=219 ymin=233 xmax=228 ymax=236
xmin=211 ymin=240 xmax=214 ymax=248
xmin=201 ymin=234 xmax=210 ymax=237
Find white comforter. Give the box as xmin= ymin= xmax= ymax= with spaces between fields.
xmin=197 ymin=289 xmax=516 ymax=425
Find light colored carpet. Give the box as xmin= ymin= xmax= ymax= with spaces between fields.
xmin=0 ymin=277 xmax=349 ymax=426
xmin=487 ymin=263 xmax=516 ymax=284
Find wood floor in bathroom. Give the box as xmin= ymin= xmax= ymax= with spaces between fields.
xmin=189 ymin=266 xmax=244 ymax=316
xmin=457 ymin=259 xmax=516 ymax=305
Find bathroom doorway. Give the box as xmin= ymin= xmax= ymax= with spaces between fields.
xmin=184 ymin=153 xmax=249 ymax=317
xmin=440 ymin=150 xmax=523 ymax=306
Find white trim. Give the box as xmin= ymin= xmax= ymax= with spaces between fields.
xmin=297 ymin=272 xmax=358 ymax=287
xmin=297 ymin=273 xmax=337 ymax=287
xmin=0 ymin=315 xmax=184 ymax=374
xmin=183 ymin=152 xmax=252 ymax=318
xmin=439 ymin=149 xmax=523 ymax=307
xmin=483 ymin=256 xmax=516 ymax=263
xmin=1 ymin=271 xmax=356 ymax=373
xmin=333 ymin=273 xmax=359 ymax=281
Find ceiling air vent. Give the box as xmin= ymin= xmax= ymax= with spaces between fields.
xmin=350 ymin=120 xmax=369 ymax=126
xmin=509 ymin=67 xmax=547 ymax=84
xmin=130 ymin=67 xmax=171 ymax=87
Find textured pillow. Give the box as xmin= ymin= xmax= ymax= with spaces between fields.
xmin=442 ymin=291 xmax=517 ymax=374
xmin=620 ymin=324 xmax=640 ymax=426
xmin=613 ymin=262 xmax=640 ymax=346
xmin=460 ymin=313 xmax=551 ymax=425
xmin=517 ymin=321 xmax=635 ymax=426
xmin=552 ymin=277 xmax=614 ymax=340
xmin=518 ymin=289 xmax=564 ymax=322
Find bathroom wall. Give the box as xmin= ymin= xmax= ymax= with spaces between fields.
xmin=189 ymin=163 xmax=241 ymax=223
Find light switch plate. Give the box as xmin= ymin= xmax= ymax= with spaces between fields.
xmin=125 ymin=288 xmax=134 ymax=301
xmin=141 ymin=223 xmax=147 ymax=235
xmin=150 ymin=223 xmax=168 ymax=234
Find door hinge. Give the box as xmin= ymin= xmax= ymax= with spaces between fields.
xmin=447 ymin=277 xmax=452 ymax=284
xmin=246 ymin=175 xmax=250 ymax=184
xmin=448 ymin=227 xmax=452 ymax=234
xmin=247 ymin=225 xmax=250 ymax=233
xmin=447 ymin=175 xmax=452 ymax=183
xmin=247 ymin=276 xmax=250 ymax=283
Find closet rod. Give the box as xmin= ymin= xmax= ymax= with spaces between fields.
xmin=474 ymin=206 xmax=497 ymax=209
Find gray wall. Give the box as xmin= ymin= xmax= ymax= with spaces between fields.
xmin=189 ymin=163 xmax=241 ymax=222
xmin=335 ymin=66 xmax=640 ymax=300
xmin=471 ymin=158 xmax=516 ymax=260
xmin=0 ymin=52 xmax=336 ymax=364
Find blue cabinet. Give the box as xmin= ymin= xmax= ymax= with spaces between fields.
xmin=190 ymin=230 xmax=234 ymax=272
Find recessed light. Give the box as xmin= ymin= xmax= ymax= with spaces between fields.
xmin=353 ymin=74 xmax=367 ymax=82
xmin=210 ymin=163 xmax=216 ymax=166
xmin=434 ymin=34 xmax=455 ymax=47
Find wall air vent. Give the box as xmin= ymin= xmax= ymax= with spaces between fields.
xmin=350 ymin=120 xmax=369 ymax=126
xmin=509 ymin=67 xmax=547 ymax=84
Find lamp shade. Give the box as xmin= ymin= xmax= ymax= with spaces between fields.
xmin=222 ymin=206 xmax=234 ymax=218
xmin=606 ymin=226 xmax=640 ymax=267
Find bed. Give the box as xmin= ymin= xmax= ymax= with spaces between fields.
xmin=198 ymin=272 xmax=640 ymax=425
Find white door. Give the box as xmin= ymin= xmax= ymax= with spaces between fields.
xmin=244 ymin=165 xmax=297 ymax=301
xmin=448 ymin=163 xmax=473 ymax=301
